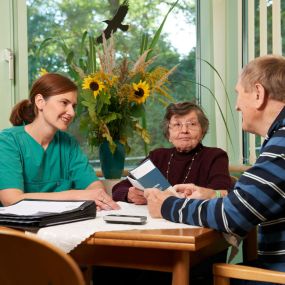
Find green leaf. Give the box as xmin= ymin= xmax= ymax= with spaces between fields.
xmin=140 ymin=33 xmax=149 ymax=55
xmin=66 ymin=51 xmax=74 ymax=65
xmin=130 ymin=104 xmax=145 ymax=117
xmin=199 ymin=58 xmax=237 ymax=129
xmin=80 ymin=31 xmax=88 ymax=52
xmin=146 ymin=0 xmax=179 ymax=61
xmin=87 ymin=35 xmax=96 ymax=73
xmin=187 ymin=79 xmax=234 ymax=151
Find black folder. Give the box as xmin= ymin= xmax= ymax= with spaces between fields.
xmin=0 ymin=199 xmax=96 ymax=230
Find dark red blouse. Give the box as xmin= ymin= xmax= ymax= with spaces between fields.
xmin=112 ymin=144 xmax=233 ymax=202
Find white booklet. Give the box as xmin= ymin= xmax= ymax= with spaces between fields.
xmin=127 ymin=159 xmax=172 ymax=191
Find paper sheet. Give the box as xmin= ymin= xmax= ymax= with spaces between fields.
xmin=0 ymin=200 xmax=85 ymax=216
xmin=31 ymin=202 xmax=197 ymax=253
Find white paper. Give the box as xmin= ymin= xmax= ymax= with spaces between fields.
xmin=34 ymin=202 xmax=198 ymax=253
xmin=0 ymin=200 xmax=85 ymax=216
xmin=130 ymin=159 xmax=155 ymax=179
xmin=126 ymin=176 xmax=144 ymax=190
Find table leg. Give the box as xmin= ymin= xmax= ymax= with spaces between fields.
xmin=172 ymin=251 xmax=189 ymax=285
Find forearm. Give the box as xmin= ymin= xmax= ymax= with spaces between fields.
xmin=112 ymin=179 xmax=131 ymax=202
xmin=85 ymin=180 xmax=105 ymax=191
xmin=0 ymin=188 xmax=105 ymax=207
xmin=161 ymin=192 xmax=256 ymax=239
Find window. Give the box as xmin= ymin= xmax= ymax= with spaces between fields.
xmin=242 ymin=0 xmax=284 ymax=164
xmin=27 ymin=0 xmax=197 ymax=166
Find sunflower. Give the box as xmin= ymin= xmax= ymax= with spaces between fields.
xmin=130 ymin=80 xmax=150 ymax=104
xmin=82 ymin=75 xmax=104 ymax=97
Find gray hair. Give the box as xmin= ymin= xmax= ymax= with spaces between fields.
xmin=162 ymin=101 xmax=209 ymax=139
xmin=240 ymin=54 xmax=285 ymax=102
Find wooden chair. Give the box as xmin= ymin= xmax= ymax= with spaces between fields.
xmin=0 ymin=228 xmax=85 ymax=285
xmin=213 ymin=263 xmax=285 ymax=284
xmin=213 ymin=228 xmax=285 ymax=284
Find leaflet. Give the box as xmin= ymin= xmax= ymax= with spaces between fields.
xmin=127 ymin=159 xmax=172 ymax=191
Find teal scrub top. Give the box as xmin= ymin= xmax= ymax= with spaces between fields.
xmin=0 ymin=126 xmax=98 ymax=193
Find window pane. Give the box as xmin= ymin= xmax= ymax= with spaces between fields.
xmin=27 ymin=0 xmax=196 ymax=166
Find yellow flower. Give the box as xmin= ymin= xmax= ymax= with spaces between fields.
xmin=39 ymin=68 xmax=48 ymax=76
xmin=130 ymin=80 xmax=150 ymax=104
xmin=82 ymin=75 xmax=104 ymax=97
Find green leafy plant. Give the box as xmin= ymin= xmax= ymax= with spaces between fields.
xmin=79 ymin=34 xmax=176 ymax=153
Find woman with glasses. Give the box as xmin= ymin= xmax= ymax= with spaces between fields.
xmin=102 ymin=101 xmax=232 ymax=285
xmin=112 ymin=101 xmax=233 ymax=204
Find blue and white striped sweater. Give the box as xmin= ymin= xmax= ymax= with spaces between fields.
xmin=161 ymin=108 xmax=285 ymax=262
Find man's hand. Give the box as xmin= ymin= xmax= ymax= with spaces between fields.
xmin=127 ymin=187 xmax=147 ymax=205
xmin=144 ymin=188 xmax=173 ymax=218
xmin=173 ymin=184 xmax=216 ymax=200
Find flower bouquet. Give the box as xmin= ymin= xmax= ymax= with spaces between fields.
xmin=79 ymin=34 xmax=176 ymax=154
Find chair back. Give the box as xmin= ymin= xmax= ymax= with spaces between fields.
xmin=0 ymin=228 xmax=85 ymax=285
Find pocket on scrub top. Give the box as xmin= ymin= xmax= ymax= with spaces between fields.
xmin=24 ymin=179 xmax=73 ymax=193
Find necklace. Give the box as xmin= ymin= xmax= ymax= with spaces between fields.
xmin=166 ymin=150 xmax=200 ymax=183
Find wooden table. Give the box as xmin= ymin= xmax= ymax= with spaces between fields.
xmin=70 ymin=227 xmax=229 ymax=285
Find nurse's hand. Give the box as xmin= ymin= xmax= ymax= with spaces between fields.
xmin=85 ymin=181 xmax=120 ymax=211
xmin=90 ymin=188 xmax=120 ymax=211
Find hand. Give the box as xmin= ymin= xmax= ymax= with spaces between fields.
xmin=87 ymin=188 xmax=120 ymax=211
xmin=173 ymin=184 xmax=216 ymax=200
xmin=144 ymin=188 xmax=173 ymax=218
xmin=127 ymin=187 xmax=147 ymax=205
xmin=85 ymin=181 xmax=120 ymax=211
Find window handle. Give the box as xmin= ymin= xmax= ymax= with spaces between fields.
xmin=1 ymin=48 xmax=14 ymax=80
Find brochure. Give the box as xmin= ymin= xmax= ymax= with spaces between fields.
xmin=127 ymin=159 xmax=172 ymax=191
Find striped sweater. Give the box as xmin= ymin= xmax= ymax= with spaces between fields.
xmin=161 ymin=107 xmax=285 ymax=263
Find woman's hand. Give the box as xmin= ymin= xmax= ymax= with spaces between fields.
xmin=86 ymin=181 xmax=120 ymax=211
xmin=91 ymin=188 xmax=120 ymax=211
xmin=127 ymin=187 xmax=147 ymax=204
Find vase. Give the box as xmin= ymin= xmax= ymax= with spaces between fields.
xmin=99 ymin=140 xmax=126 ymax=179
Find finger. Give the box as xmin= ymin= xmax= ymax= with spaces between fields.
xmin=102 ymin=198 xmax=120 ymax=210
xmin=134 ymin=196 xmax=147 ymax=205
xmin=166 ymin=187 xmax=180 ymax=197
xmin=144 ymin=188 xmax=160 ymax=198
xmin=97 ymin=198 xmax=120 ymax=210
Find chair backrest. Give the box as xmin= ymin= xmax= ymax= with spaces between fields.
xmin=0 ymin=228 xmax=85 ymax=285
xmin=213 ymin=263 xmax=285 ymax=285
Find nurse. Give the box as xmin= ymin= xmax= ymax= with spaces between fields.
xmin=0 ymin=73 xmax=119 ymax=210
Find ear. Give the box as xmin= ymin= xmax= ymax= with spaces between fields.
xmin=34 ymin=94 xmax=46 ymax=111
xmin=254 ymin=83 xmax=267 ymax=109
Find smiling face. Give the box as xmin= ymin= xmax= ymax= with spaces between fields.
xmin=235 ymin=79 xmax=259 ymax=134
xmin=36 ymin=91 xmax=77 ymax=132
xmin=168 ymin=111 xmax=203 ymax=152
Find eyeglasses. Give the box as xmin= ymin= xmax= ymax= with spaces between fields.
xmin=169 ymin=121 xmax=200 ymax=131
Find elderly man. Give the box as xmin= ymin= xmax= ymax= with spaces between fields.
xmin=145 ymin=55 xmax=285 ymax=285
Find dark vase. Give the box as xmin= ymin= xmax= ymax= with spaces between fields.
xmin=99 ymin=140 xmax=126 ymax=179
